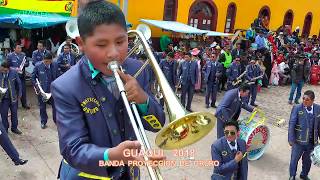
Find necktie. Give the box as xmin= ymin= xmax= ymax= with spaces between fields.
xmin=230 ymin=141 xmax=236 ymax=146
xmin=307 ymin=106 xmax=312 ymax=112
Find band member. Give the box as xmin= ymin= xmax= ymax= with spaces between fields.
xmin=211 ymin=121 xmax=248 ymax=180
xmin=0 ymin=61 xmax=22 ymax=134
xmin=231 ymin=43 xmax=244 ymax=60
xmin=0 ymin=116 xmax=28 ymax=165
xmin=51 ymin=1 xmax=165 ymax=179
xmin=7 ymin=44 xmax=30 ymax=109
xmin=288 ymin=90 xmax=320 ymax=180
xmin=32 ymin=40 xmax=49 ymax=66
xmin=245 ymin=59 xmax=263 ymax=106
xmin=56 ymin=44 xmax=76 ymax=76
xmin=215 ymin=84 xmax=255 ymax=138
xmin=159 ymin=52 xmax=177 ymax=107
xmin=226 ymin=56 xmax=241 ymax=90
xmin=32 ymin=53 xmax=58 ymax=129
xmin=178 ymin=52 xmax=198 ymax=112
xmin=204 ymin=53 xmax=222 ymax=108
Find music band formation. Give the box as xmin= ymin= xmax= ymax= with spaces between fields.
xmin=0 ymin=1 xmax=320 ymax=180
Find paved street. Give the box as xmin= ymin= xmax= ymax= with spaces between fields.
xmin=1 ymin=84 xmax=320 ymax=180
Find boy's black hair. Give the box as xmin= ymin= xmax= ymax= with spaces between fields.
xmin=64 ymin=44 xmax=71 ymax=49
xmin=44 ymin=52 xmax=53 ymax=60
xmin=223 ymin=121 xmax=240 ymax=131
xmin=304 ymin=90 xmax=315 ymax=100
xmin=38 ymin=40 xmax=44 ymax=45
xmin=239 ymin=83 xmax=250 ymax=92
xmin=78 ymin=0 xmax=127 ymax=39
xmin=1 ymin=60 xmax=10 ymax=68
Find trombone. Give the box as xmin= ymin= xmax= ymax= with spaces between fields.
xmin=0 ymin=87 xmax=7 ymax=95
xmin=109 ymin=26 xmax=216 ymax=180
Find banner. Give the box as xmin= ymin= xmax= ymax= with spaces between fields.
xmin=0 ymin=0 xmax=77 ymax=16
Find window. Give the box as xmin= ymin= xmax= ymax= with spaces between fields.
xmin=302 ymin=12 xmax=313 ymax=38
xmin=163 ymin=0 xmax=178 ymax=21
xmin=224 ymin=3 xmax=237 ymax=33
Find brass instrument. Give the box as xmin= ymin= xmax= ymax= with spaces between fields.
xmin=0 ymin=87 xmax=7 ymax=95
xmin=58 ymin=19 xmax=80 ymax=56
xmin=127 ymin=27 xmax=216 ymax=150
xmin=246 ymin=74 xmax=264 ymax=85
xmin=232 ymin=71 xmax=247 ymax=86
xmin=17 ymin=56 xmax=27 ymax=74
xmin=34 ymin=78 xmax=51 ymax=102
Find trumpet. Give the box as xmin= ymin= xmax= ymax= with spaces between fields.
xmin=34 ymin=78 xmax=51 ymax=102
xmin=232 ymin=71 xmax=247 ymax=86
xmin=245 ymin=74 xmax=264 ymax=85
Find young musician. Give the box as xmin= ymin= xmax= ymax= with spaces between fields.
xmin=226 ymin=56 xmax=241 ymax=90
xmin=204 ymin=53 xmax=222 ymax=108
xmin=32 ymin=40 xmax=49 ymax=66
xmin=6 ymin=44 xmax=30 ymax=109
xmin=56 ymin=44 xmax=76 ymax=76
xmin=245 ymin=59 xmax=263 ymax=106
xmin=51 ymin=1 xmax=166 ymax=179
xmin=215 ymin=84 xmax=256 ymax=138
xmin=211 ymin=121 xmax=248 ymax=180
xmin=32 ymin=53 xmax=58 ymax=129
xmin=0 ymin=61 xmax=23 ymax=134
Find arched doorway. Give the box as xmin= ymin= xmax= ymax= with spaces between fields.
xmin=258 ymin=6 xmax=271 ymax=29
xmin=302 ymin=12 xmax=313 ymax=38
xmin=188 ymin=0 xmax=218 ymax=30
xmin=224 ymin=3 xmax=237 ymax=33
xmin=163 ymin=0 xmax=178 ymax=21
xmin=258 ymin=6 xmax=271 ymax=20
xmin=283 ymin=10 xmax=294 ymax=27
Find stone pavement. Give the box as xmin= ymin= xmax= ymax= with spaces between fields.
xmin=1 ymin=85 xmax=320 ymax=180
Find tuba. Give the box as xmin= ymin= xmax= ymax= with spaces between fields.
xmin=34 ymin=78 xmax=51 ymax=102
xmin=57 ymin=19 xmax=80 ymax=56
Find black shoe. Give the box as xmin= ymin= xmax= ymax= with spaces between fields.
xmin=289 ymin=176 xmax=295 ymax=180
xmin=294 ymin=100 xmax=299 ymax=104
xmin=211 ymin=104 xmax=217 ymax=108
xmin=14 ymin=159 xmax=28 ymax=166
xmin=250 ymin=103 xmax=258 ymax=107
xmin=206 ymin=105 xmax=210 ymax=108
xmin=11 ymin=129 xmax=22 ymax=135
xmin=288 ymin=100 xmax=293 ymax=105
xmin=41 ymin=123 xmax=47 ymax=129
xmin=186 ymin=108 xmax=193 ymax=112
xmin=22 ymin=105 xmax=30 ymax=110
xmin=300 ymin=175 xmax=310 ymax=180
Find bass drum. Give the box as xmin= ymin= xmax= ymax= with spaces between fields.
xmin=311 ymin=145 xmax=320 ymax=167
xmin=239 ymin=110 xmax=270 ymax=161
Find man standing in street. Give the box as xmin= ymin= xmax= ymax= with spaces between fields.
xmin=288 ymin=90 xmax=320 ymax=180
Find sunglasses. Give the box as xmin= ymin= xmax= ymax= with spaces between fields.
xmin=224 ymin=130 xmax=236 ymax=136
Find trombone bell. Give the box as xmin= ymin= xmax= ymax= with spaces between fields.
xmin=128 ymin=28 xmax=216 ymax=150
xmin=155 ymin=112 xmax=215 ymax=150
xmin=0 ymin=87 xmax=7 ymax=94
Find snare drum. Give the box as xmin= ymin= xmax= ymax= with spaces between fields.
xmin=311 ymin=145 xmax=320 ymax=167
xmin=239 ymin=110 xmax=270 ymax=161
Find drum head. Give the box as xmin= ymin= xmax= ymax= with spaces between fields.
xmin=240 ymin=124 xmax=270 ymax=160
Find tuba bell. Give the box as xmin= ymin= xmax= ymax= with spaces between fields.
xmin=57 ymin=19 xmax=80 ymax=56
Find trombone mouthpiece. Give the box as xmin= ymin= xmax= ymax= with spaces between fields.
xmin=108 ymin=61 xmax=119 ymax=71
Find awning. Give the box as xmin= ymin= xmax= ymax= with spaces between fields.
xmin=201 ymin=30 xmax=234 ymax=37
xmin=0 ymin=14 xmax=70 ymax=29
xmin=140 ymin=19 xmax=234 ymax=37
xmin=140 ymin=19 xmax=206 ymax=34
